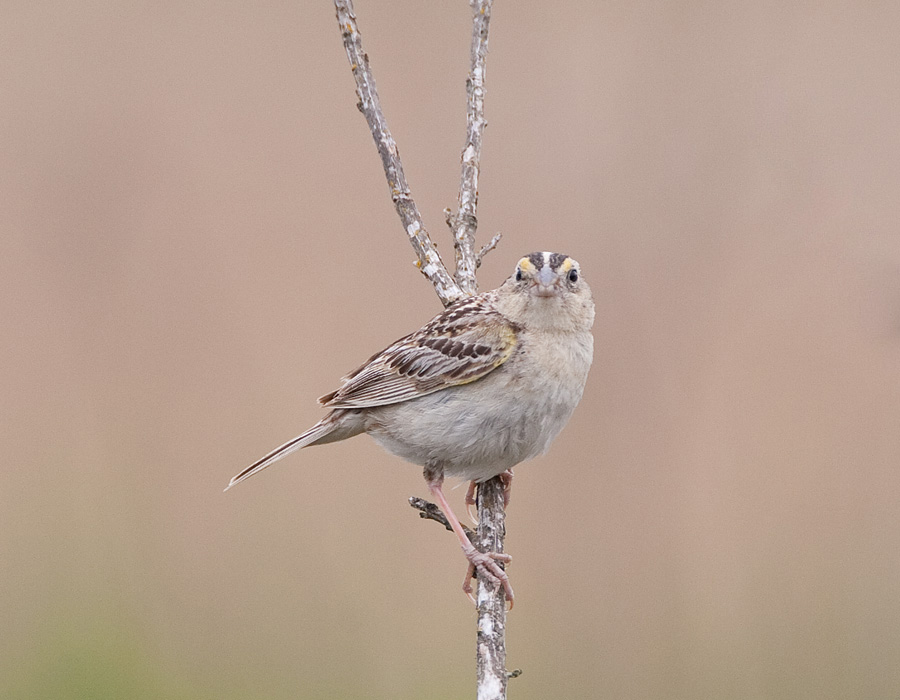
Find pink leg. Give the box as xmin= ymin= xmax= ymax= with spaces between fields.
xmin=427 ymin=476 xmax=514 ymax=606
xmin=499 ymin=468 xmax=514 ymax=508
xmin=464 ymin=481 xmax=478 ymax=524
xmin=466 ymin=469 xmax=514 ymax=523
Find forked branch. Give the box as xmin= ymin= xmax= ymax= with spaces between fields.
xmin=332 ymin=2 xmax=509 ymax=698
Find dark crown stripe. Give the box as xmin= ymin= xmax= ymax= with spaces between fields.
xmin=548 ymin=252 xmax=570 ymax=270
xmin=526 ymin=252 xmax=546 ymax=269
xmin=525 ymin=251 xmax=569 ymax=270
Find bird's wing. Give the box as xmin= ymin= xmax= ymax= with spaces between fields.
xmin=318 ymin=295 xmax=519 ymax=409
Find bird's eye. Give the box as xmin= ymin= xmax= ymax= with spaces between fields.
xmin=515 ymin=270 xmax=523 ymax=282
xmin=567 ymin=269 xmax=579 ymax=283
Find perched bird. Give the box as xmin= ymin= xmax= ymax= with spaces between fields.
xmin=227 ymin=252 xmax=594 ymax=603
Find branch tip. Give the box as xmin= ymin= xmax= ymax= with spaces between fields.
xmin=476 ymin=232 xmax=502 ymax=268
xmin=409 ymin=496 xmax=473 ymax=540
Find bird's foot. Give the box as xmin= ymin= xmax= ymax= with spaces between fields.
xmin=462 ymin=546 xmax=514 ymax=607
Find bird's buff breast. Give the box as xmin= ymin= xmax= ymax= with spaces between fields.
xmin=363 ymin=331 xmax=592 ymax=482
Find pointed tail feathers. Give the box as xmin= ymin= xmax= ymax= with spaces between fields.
xmin=225 ymin=419 xmax=336 ymax=491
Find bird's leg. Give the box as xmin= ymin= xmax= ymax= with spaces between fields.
xmin=498 ymin=468 xmax=514 ymax=507
xmin=465 ymin=468 xmax=514 ymax=523
xmin=424 ymin=467 xmax=514 ymax=605
xmin=464 ymin=481 xmax=478 ymax=524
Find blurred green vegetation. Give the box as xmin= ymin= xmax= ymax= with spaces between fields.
xmin=11 ymin=622 xmax=210 ymax=700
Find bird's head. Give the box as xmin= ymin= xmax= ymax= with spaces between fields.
xmin=497 ymin=252 xmax=594 ymax=331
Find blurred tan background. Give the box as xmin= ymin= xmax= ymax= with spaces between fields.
xmin=3 ymin=1 xmax=900 ymax=698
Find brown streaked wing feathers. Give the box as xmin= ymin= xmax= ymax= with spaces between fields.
xmin=318 ymin=295 xmax=518 ymax=409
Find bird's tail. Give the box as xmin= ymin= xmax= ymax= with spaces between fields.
xmin=224 ymin=412 xmax=358 ymax=491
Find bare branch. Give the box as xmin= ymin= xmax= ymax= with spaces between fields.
xmin=449 ymin=0 xmax=495 ymax=295
xmin=476 ymin=232 xmax=502 ymax=269
xmin=455 ymin=8 xmax=511 ymax=686
xmin=410 ymin=485 xmax=512 ymax=700
xmin=334 ymin=0 xmax=464 ymax=307
xmin=409 ymin=497 xmax=475 ymax=542
xmin=334 ymin=3 xmax=509 ymax=697
xmin=475 ymin=476 xmax=509 ymax=699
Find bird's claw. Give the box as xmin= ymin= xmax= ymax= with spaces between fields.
xmin=462 ymin=548 xmax=514 ymax=607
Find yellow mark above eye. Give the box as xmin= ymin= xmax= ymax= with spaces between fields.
xmin=517 ymin=257 xmax=535 ymax=273
xmin=557 ymin=258 xmax=574 ymax=273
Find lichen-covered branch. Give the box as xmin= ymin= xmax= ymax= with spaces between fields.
xmin=448 ymin=0 xmax=496 ymax=295
xmin=455 ymin=8 xmax=511 ymax=692
xmin=409 ymin=486 xmax=513 ymax=699
xmin=474 ymin=476 xmax=509 ymax=700
xmin=334 ymin=0 xmax=463 ymax=307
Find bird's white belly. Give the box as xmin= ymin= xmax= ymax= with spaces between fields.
xmin=364 ymin=353 xmax=586 ymax=482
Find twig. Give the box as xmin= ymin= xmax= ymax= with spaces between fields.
xmin=408 ymin=496 xmax=475 ymax=542
xmin=476 ymin=232 xmax=502 ymax=269
xmin=448 ymin=0 xmax=496 ymax=295
xmin=334 ymin=0 xmax=464 ymax=307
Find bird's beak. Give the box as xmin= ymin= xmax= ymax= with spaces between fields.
xmin=534 ymin=266 xmax=558 ymax=296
